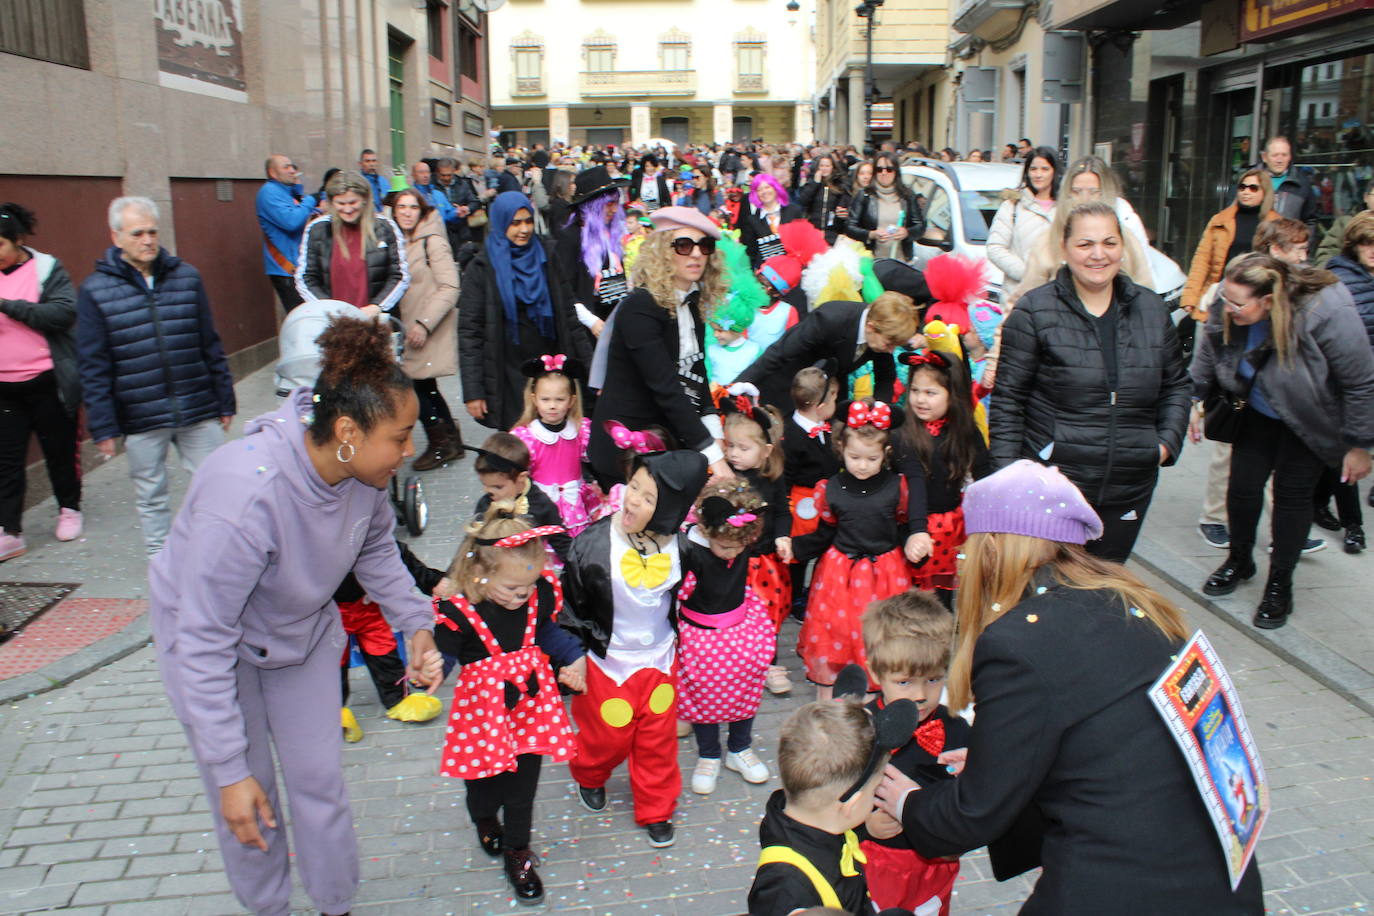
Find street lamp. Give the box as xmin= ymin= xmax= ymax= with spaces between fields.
xmin=855 ymin=0 xmax=883 ymax=148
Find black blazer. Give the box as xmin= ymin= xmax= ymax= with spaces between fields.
xmin=736 ymin=202 xmax=805 ymax=268
xmin=736 ymin=300 xmax=896 ymax=412
xmin=587 ymin=288 xmax=712 ymax=483
xmin=901 ymin=578 xmax=1264 ymax=915
xmin=628 ymin=169 xmax=672 ymax=209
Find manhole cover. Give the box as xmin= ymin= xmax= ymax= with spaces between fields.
xmin=0 ymin=583 xmax=79 ymax=644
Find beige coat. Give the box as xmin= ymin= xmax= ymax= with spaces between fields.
xmin=399 ymin=210 xmax=460 ymax=379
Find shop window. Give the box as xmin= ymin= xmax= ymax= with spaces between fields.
xmin=1 ymin=0 xmax=89 ymax=69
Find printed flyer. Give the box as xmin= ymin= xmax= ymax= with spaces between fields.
xmin=1148 ymin=630 xmax=1268 ymax=890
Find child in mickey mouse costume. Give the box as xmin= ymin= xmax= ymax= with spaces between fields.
xmin=560 ymin=449 xmax=710 ymax=848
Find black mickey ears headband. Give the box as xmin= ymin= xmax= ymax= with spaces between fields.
xmin=521 ymin=354 xmax=587 ymax=382
xmin=462 ymin=444 xmax=529 ymax=475
xmin=699 ymin=495 xmax=760 ymax=530
xmin=832 ymin=663 xmax=920 ymax=802
xmin=716 ymin=393 xmax=775 ymax=443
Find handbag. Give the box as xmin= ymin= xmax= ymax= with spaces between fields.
xmin=466 ymin=207 xmax=488 ymax=229
xmin=1203 ymin=350 xmax=1271 ymax=443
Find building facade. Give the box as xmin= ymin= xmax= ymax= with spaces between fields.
xmin=486 ymin=0 xmax=816 ymax=147
xmin=0 ymin=0 xmax=491 ymax=364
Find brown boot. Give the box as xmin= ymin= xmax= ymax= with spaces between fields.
xmin=412 ymin=423 xmax=456 ymax=472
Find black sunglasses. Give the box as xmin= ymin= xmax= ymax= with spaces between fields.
xmin=1237 ymin=182 xmax=1262 ymax=192
xmin=875 ymin=165 xmax=896 ymax=173
xmin=671 ymin=236 xmax=717 ymax=256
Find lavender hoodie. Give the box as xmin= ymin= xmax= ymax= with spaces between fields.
xmin=148 ymin=388 xmax=433 ymax=787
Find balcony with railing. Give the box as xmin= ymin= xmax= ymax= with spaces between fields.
xmin=512 ymin=74 xmax=545 ymax=97
xmin=578 ymin=69 xmax=697 ymax=97
xmin=734 ymin=72 xmax=768 ymax=94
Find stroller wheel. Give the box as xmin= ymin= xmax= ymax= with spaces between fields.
xmin=403 ymin=476 xmax=427 ymax=536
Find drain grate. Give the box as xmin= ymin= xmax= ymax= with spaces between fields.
xmin=0 ymin=583 xmax=79 ymax=644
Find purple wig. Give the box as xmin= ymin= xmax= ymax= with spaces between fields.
xmin=749 ymin=173 xmax=790 ymax=210
xmin=572 ymin=189 xmax=627 ymax=279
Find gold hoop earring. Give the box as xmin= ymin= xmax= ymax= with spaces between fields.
xmin=337 ymin=442 xmax=356 ymax=463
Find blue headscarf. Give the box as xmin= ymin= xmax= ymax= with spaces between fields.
xmin=486 ymin=191 xmax=555 ymax=346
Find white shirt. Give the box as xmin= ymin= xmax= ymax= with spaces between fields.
xmin=676 ymin=284 xmax=725 ymax=463
xmin=855 ymin=307 xmax=870 ymax=359
xmin=597 ymin=522 xmax=679 ymax=685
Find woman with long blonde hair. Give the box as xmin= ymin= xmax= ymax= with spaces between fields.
xmin=873 ymin=459 xmax=1263 ymax=914
xmin=296 ymin=170 xmax=408 ymax=317
xmin=587 ymin=206 xmax=734 ymax=486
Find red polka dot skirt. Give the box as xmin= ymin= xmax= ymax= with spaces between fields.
xmin=676 ymin=579 xmax=773 ymax=724
xmin=798 ymin=546 xmax=913 ymax=685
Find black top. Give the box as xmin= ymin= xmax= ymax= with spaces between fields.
xmin=736 ymin=204 xmax=805 ymax=268
xmin=795 ymin=469 xmax=914 ymax=561
xmin=474 ymin=485 xmax=571 ymax=560
xmin=555 ymin=230 xmax=629 ymax=320
xmin=893 ymin=428 xmax=991 ymax=527
xmin=1229 ymin=203 xmax=1261 ymax=265
xmin=739 ymin=467 xmax=790 ymax=550
xmin=797 ymin=181 xmax=849 ymax=239
xmin=747 ymin=789 xmax=870 ymax=916
xmin=900 ymin=576 xmax=1264 ymax=913
xmin=333 ymin=539 xmax=444 ymax=604
xmin=862 ymin=702 xmax=971 ymax=850
xmin=679 ymin=532 xmax=752 ymax=623
xmin=432 ymin=575 xmax=583 ymax=667
xmin=1093 ymin=301 xmax=1120 ymax=391
xmin=782 ymin=414 xmax=841 ymax=489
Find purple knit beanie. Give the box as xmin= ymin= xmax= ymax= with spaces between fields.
xmin=963 ymin=460 xmax=1104 ymax=545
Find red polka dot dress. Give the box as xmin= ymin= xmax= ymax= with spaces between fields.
xmin=676 ymin=571 xmax=773 ymax=724
xmin=895 ymin=423 xmax=990 ymax=593
xmin=435 ymin=574 xmax=574 ymax=781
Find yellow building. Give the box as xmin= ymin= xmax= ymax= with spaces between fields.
xmin=487 ymin=0 xmax=817 ymax=146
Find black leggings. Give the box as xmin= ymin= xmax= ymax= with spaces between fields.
xmin=466 ymin=753 xmax=542 ymax=849
xmin=1085 ymin=491 xmax=1155 ymax=564
xmin=412 ymin=378 xmax=455 ymax=431
xmin=0 ymin=372 xmax=81 ymax=534
xmin=1229 ymin=410 xmax=1325 ymax=577
xmin=1314 ymin=467 xmax=1362 ymax=528
xmin=339 ymin=648 xmax=405 ymax=709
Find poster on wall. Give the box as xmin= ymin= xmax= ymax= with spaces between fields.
xmin=154 ymin=0 xmax=248 ymax=103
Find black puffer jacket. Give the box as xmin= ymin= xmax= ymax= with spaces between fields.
xmin=989 ymin=268 xmax=1191 ymax=507
xmin=294 ymin=215 xmax=408 ymax=312
xmin=1325 ymin=254 xmax=1374 ymax=348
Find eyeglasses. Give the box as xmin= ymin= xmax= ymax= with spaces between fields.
xmin=1237 ymin=183 xmax=1263 ymax=192
xmin=875 ymin=165 xmax=896 ymax=173
xmin=671 ymin=236 xmax=717 ymax=256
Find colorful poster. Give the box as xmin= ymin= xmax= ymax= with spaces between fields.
xmin=1149 ymin=631 xmax=1268 ymax=890
xmin=154 ymin=0 xmax=247 ymax=103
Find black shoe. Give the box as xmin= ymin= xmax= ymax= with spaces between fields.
xmin=645 ymin=820 xmax=676 ymax=847
xmin=502 ymin=847 xmax=545 ymax=906
xmin=1253 ymin=575 xmax=1293 ymax=630
xmin=475 ymin=817 xmax=503 ymax=856
xmin=1345 ymin=525 xmax=1366 ymax=554
xmin=1202 ymin=557 xmax=1256 ymax=596
xmin=1313 ymin=506 xmax=1342 ymax=532
xmin=577 ymin=785 xmax=606 ymax=812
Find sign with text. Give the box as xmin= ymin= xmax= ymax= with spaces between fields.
xmin=155 ymin=0 xmax=248 ymax=102
xmin=1241 ymin=0 xmax=1374 ymax=42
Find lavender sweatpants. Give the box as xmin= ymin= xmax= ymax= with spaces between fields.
xmin=158 ymin=625 xmax=359 ymax=916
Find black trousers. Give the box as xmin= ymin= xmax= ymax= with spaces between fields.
xmin=1229 ymin=410 xmax=1326 ymax=577
xmin=1313 ymin=466 xmax=1362 ymax=528
xmin=0 ymin=371 xmax=81 ymax=534
xmin=693 ymin=718 xmax=755 ymax=758
xmin=269 ymin=275 xmax=303 ymax=313
xmin=1085 ymin=491 xmax=1155 ymax=564
xmin=466 ymin=753 xmax=542 ymax=849
xmin=412 ymin=377 xmax=456 ymax=432
xmin=339 ymin=647 xmax=405 ymax=709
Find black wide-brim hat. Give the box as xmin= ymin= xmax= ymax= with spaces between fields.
xmin=572 ymin=166 xmax=628 ymax=205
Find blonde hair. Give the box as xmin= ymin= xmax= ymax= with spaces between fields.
xmin=862 ymin=591 xmax=954 ymax=680
xmin=949 ymin=532 xmax=1188 ymax=709
xmin=630 ymin=230 xmax=729 ymax=318
xmin=324 ymin=170 xmax=378 ymax=260
xmin=1235 ymin=168 xmax=1275 ymax=216
xmin=866 ymin=291 xmax=919 ymax=345
xmin=778 ymin=701 xmax=874 ymax=805
xmin=1220 ymin=252 xmax=1338 ymax=367
xmin=723 ymin=407 xmax=784 ymax=480
xmin=514 ymin=372 xmax=584 ymax=429
xmin=1064 ymin=155 xmax=1121 ymax=201
xmin=447 ymin=501 xmax=547 ymax=603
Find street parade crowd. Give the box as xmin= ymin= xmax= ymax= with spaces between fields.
xmin=3 ymin=132 xmax=1374 ymax=915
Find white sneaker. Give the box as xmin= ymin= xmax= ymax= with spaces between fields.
xmin=765 ymin=665 xmax=793 ymax=695
xmin=691 ymin=757 xmax=721 ymax=794
xmin=725 ymin=748 xmax=770 ymax=784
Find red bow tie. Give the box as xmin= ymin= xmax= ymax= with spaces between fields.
xmin=914 ymin=715 xmax=945 ymax=757
xmin=924 ymin=418 xmax=947 ymax=437
xmin=808 ymin=426 xmax=827 ymax=440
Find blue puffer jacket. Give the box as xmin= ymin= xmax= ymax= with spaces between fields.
xmin=1326 ymin=254 xmax=1374 ymax=349
xmin=76 ymin=248 xmax=237 ymax=441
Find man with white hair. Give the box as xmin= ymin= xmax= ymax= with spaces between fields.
xmin=75 ymin=196 xmax=236 ymax=555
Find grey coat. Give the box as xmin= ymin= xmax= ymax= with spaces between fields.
xmin=1189 ymin=281 xmax=1374 ymax=466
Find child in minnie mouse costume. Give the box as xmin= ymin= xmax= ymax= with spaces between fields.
xmin=560 ymin=449 xmax=710 ymax=847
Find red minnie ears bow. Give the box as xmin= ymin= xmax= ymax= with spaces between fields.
xmin=483 ymin=525 xmax=565 ymax=548
xmin=604 ymin=421 xmax=665 ymax=454
xmin=847 ymin=400 xmax=892 ymax=430
xmin=901 ymin=350 xmax=948 ymax=370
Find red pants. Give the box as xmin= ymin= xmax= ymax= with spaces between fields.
xmin=569 ymin=660 xmax=680 ymax=825
xmin=860 ymin=840 xmax=959 ymax=915
xmin=337 ymin=599 xmax=398 ymax=657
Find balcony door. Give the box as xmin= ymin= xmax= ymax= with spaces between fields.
xmin=661 ymin=117 xmax=689 ymax=147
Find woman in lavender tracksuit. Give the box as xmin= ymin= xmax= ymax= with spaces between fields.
xmin=148 ymin=317 xmax=443 ymax=916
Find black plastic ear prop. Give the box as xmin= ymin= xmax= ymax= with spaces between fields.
xmin=699 ymin=495 xmax=735 ymax=530
xmin=832 ymin=664 xmax=921 ymax=802
xmin=832 ymin=663 xmax=870 ymax=701
xmin=521 ymin=354 xmax=587 ymax=382
xmin=462 ymin=444 xmax=528 ymax=475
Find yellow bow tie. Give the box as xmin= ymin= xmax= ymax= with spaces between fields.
xmin=620 ymin=550 xmax=672 ymax=589
xmin=840 ymin=829 xmax=867 ymax=877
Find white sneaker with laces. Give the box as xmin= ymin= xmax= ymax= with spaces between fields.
xmin=765 ymin=665 xmax=793 ymax=695
xmin=725 ymin=748 xmax=770 ymax=784
xmin=691 ymin=757 xmax=721 ymax=794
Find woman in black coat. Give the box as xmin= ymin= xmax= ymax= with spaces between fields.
xmin=989 ymin=201 xmax=1190 ymax=563
xmin=296 ymin=171 xmax=407 ymax=316
xmin=736 ymin=173 xmax=805 ymax=269
xmin=796 ymin=153 xmax=849 ymax=244
xmin=875 ymin=459 xmax=1264 ymax=915
xmin=842 ymin=151 xmax=925 ymax=260
xmin=587 ymin=207 xmax=734 ymax=487
xmin=459 ymin=191 xmax=590 ymax=431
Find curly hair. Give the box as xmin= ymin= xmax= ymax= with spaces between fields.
xmin=629 ymin=230 xmax=729 ymax=318
xmin=694 ymin=478 xmax=766 ymax=545
xmin=308 ymin=316 xmax=413 ymax=445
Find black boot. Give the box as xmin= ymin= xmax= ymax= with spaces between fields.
xmin=1313 ymin=505 xmax=1341 ymax=532
xmin=1252 ymin=572 xmax=1293 ymax=630
xmin=1203 ymin=553 xmax=1257 ymax=597
xmin=502 ymin=847 xmax=544 ymax=905
xmin=1345 ymin=525 xmax=1366 ymax=555
xmin=475 ymin=817 xmax=503 ymax=856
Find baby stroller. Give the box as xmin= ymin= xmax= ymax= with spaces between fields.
xmin=275 ymin=300 xmax=429 ymax=536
